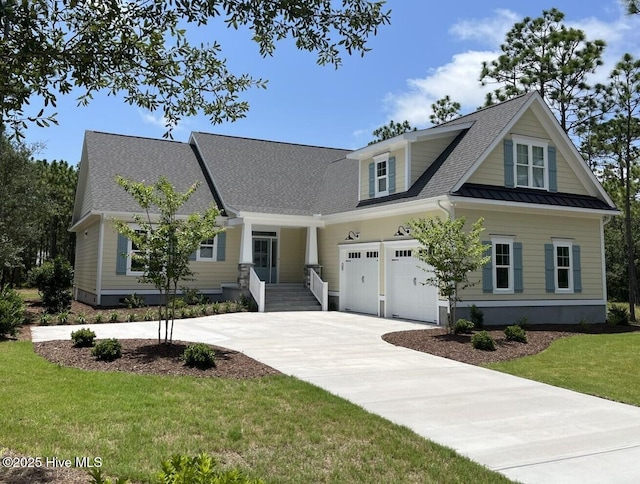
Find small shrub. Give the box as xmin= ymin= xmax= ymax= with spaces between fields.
xmin=471 ymin=331 xmax=496 ymax=351
xmin=109 ymin=311 xmax=120 ymax=323
xmin=188 ymin=307 xmax=199 ymax=318
xmin=158 ymin=453 xmax=262 ymax=484
xmin=199 ymin=304 xmax=208 ymax=316
xmin=608 ymin=306 xmax=629 ymax=326
xmin=39 ymin=313 xmax=51 ymax=326
xmin=172 ymin=298 xmax=187 ymax=310
xmin=87 ymin=468 xmax=130 ymax=484
xmin=210 ymin=302 xmax=221 ymax=314
xmin=504 ymin=324 xmax=528 ymax=343
xmin=93 ymin=313 xmax=103 ymax=324
xmin=515 ymin=315 xmax=529 ymax=329
xmin=179 ymin=307 xmax=189 ymax=319
xmin=28 ymin=256 xmax=73 ymax=314
xmin=469 ymin=304 xmax=484 ymax=329
xmin=0 ymin=286 xmax=25 ymax=337
xmin=143 ymin=308 xmax=155 ymax=321
xmin=181 ymin=287 xmax=207 ymax=305
xmin=56 ymin=311 xmax=69 ymax=325
xmin=71 ymin=328 xmax=96 ymax=347
xmin=578 ymin=319 xmax=592 ymax=332
xmin=92 ymin=339 xmax=122 ymax=361
xmin=76 ymin=312 xmax=87 ymax=324
xmin=123 ymin=293 xmax=145 ymax=309
xmin=453 ymin=318 xmax=474 ymax=335
xmin=182 ymin=343 xmax=216 ymax=369
xmin=125 ymin=312 xmax=136 ymax=322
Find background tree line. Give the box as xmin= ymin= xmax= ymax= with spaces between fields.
xmin=0 ymin=136 xmax=77 ymax=285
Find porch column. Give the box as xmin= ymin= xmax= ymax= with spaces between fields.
xmin=238 ymin=221 xmax=253 ymax=290
xmin=304 ymin=226 xmax=322 ymax=288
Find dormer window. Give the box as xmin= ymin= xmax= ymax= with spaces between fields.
xmin=513 ymin=135 xmax=548 ymax=189
xmin=374 ymin=153 xmax=389 ymax=197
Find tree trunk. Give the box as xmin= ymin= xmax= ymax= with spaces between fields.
xmin=625 ymin=178 xmax=637 ymax=321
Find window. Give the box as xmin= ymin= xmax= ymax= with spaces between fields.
xmin=127 ymin=230 xmax=146 ymax=275
xmin=513 ymin=136 xmax=548 ymax=189
xmin=374 ymin=153 xmax=389 ymax=197
xmin=492 ymin=238 xmax=513 ymax=293
xmin=197 ymin=238 xmax=217 ymax=261
xmin=554 ymin=241 xmax=573 ymax=292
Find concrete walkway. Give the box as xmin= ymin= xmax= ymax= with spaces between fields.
xmin=33 ymin=312 xmax=640 ymax=484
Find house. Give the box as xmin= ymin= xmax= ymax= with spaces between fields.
xmin=70 ymin=92 xmax=618 ymax=324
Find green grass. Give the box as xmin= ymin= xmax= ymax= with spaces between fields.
xmin=16 ymin=287 xmax=40 ymax=302
xmin=0 ymin=341 xmax=511 ymax=483
xmin=487 ymin=332 xmax=640 ymax=406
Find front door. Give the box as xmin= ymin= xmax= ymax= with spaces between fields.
xmin=253 ymin=234 xmax=277 ymax=283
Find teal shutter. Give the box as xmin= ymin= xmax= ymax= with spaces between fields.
xmin=482 ymin=241 xmax=493 ymax=293
xmin=116 ymin=233 xmax=128 ymax=275
xmin=545 ymin=244 xmax=555 ymax=293
xmin=504 ymin=139 xmax=514 ymax=188
xmin=368 ymin=162 xmax=375 ymax=197
xmin=548 ymin=146 xmax=557 ymax=192
xmin=388 ymin=156 xmax=396 ymax=194
xmin=573 ymin=245 xmax=582 ymax=293
xmin=216 ymin=231 xmax=226 ymax=261
xmin=514 ymin=242 xmax=523 ymax=293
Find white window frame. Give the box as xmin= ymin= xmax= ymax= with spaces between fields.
xmin=373 ymin=153 xmax=390 ymax=197
xmin=513 ymin=135 xmax=548 ymax=190
xmin=126 ymin=226 xmax=147 ymax=276
xmin=554 ymin=239 xmax=573 ymax=293
xmin=492 ymin=237 xmax=514 ymax=294
xmin=196 ymin=237 xmax=218 ymax=262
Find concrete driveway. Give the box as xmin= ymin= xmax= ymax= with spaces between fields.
xmin=33 ymin=311 xmax=640 ymax=484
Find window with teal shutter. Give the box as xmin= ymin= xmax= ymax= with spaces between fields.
xmin=388 ymin=156 xmax=396 ymax=194
xmin=548 ymin=146 xmax=557 ymax=192
xmin=514 ymin=242 xmax=523 ymax=293
xmin=216 ymin=231 xmax=226 ymax=261
xmin=544 ymin=244 xmax=555 ymax=292
xmin=572 ymin=245 xmax=581 ymax=293
xmin=368 ymin=162 xmax=375 ymax=197
xmin=482 ymin=241 xmax=493 ymax=292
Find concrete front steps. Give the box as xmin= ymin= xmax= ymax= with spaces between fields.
xmin=265 ymin=283 xmax=322 ymax=312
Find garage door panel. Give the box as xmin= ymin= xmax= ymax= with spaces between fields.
xmin=387 ymin=248 xmax=438 ymax=323
xmin=343 ymin=249 xmax=379 ymax=315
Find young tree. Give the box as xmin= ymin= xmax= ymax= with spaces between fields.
xmin=429 ymin=96 xmax=461 ymax=125
xmin=113 ymin=176 xmax=222 ymax=344
xmin=369 ymin=120 xmax=416 ymax=144
xmin=408 ymin=216 xmax=490 ymax=333
xmin=0 ymin=1 xmax=390 ymax=139
xmin=479 ymin=8 xmax=605 ymax=135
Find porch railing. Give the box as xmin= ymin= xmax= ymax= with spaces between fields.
xmin=309 ymin=268 xmax=328 ymax=311
xmin=250 ymin=267 xmax=265 ymax=312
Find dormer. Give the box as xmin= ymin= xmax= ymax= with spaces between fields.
xmin=347 ymin=122 xmax=474 ymax=202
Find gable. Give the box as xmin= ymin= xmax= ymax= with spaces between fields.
xmin=359 ymin=147 xmax=405 ymax=200
xmin=410 ymin=134 xmax=458 ymax=187
xmin=467 ymin=106 xmax=589 ymax=196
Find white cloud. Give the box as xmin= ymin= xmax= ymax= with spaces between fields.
xmin=449 ymin=8 xmax=519 ymax=46
xmin=384 ymin=50 xmax=498 ymax=126
xmin=139 ymin=111 xmax=185 ymax=132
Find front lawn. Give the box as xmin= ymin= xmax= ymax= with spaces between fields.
xmin=0 ymin=341 xmax=511 ymax=483
xmin=487 ymin=332 xmax=640 ymax=407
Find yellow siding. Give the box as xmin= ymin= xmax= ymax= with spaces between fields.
xmin=457 ymin=207 xmax=603 ymax=301
xmin=74 ymin=220 xmax=99 ymax=293
xmin=410 ymin=135 xmax=457 ymax=186
xmin=468 ymin=107 xmax=589 ymax=195
xmin=319 ymin=210 xmax=442 ymax=293
xmin=101 ymin=224 xmax=240 ymax=291
xmin=359 ymin=147 xmax=406 ymax=200
xmin=278 ymin=228 xmax=305 ymax=283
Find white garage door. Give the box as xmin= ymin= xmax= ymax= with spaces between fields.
xmin=386 ymin=248 xmax=438 ymax=323
xmin=343 ymin=249 xmax=379 ymax=315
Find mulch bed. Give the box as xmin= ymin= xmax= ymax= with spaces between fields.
xmin=33 ymin=339 xmax=281 ymax=379
xmin=383 ymin=323 xmax=640 ymax=366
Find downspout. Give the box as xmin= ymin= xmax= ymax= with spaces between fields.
xmin=96 ymin=214 xmax=105 ymax=306
xmin=601 ymin=215 xmax=612 ymax=310
xmin=437 ymin=198 xmax=455 ymax=219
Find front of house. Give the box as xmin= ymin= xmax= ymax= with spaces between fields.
xmin=70 ymin=92 xmax=618 ymax=325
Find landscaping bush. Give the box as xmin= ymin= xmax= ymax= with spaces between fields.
xmin=504 ymin=324 xmax=528 ymax=343
xmin=608 ymin=306 xmax=629 ymax=326
xmin=515 ymin=315 xmax=529 ymax=329
xmin=158 ymin=453 xmax=262 ymax=484
xmin=123 ymin=293 xmax=145 ymax=309
xmin=71 ymin=328 xmax=97 ymax=347
xmin=453 ymin=318 xmax=474 ymax=335
xmin=56 ymin=311 xmax=69 ymax=325
xmin=469 ymin=304 xmax=484 ymax=329
xmin=28 ymin=256 xmax=73 ymax=314
xmin=0 ymin=286 xmax=25 ymax=337
xmin=471 ymin=331 xmax=496 ymax=351
xmin=92 ymin=339 xmax=122 ymax=361
xmin=181 ymin=287 xmax=208 ymax=305
xmin=182 ymin=343 xmax=216 ymax=369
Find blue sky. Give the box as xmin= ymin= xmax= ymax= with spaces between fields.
xmin=21 ymin=0 xmax=640 ymax=165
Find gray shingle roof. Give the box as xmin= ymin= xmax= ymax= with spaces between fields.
xmin=191 ymin=133 xmax=350 ymax=216
xmin=81 ymin=131 xmax=214 ymax=217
